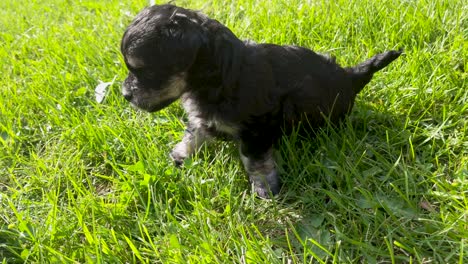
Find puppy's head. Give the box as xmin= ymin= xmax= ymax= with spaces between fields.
xmin=120 ymin=4 xmax=207 ymax=112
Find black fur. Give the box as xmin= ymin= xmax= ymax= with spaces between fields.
xmin=120 ymin=4 xmax=402 ymax=198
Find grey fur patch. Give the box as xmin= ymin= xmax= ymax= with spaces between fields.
xmin=240 ymin=148 xmax=280 ymax=198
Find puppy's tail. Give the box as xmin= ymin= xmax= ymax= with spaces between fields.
xmin=347 ymin=50 xmax=402 ymax=95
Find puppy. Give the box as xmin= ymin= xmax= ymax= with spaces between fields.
xmin=120 ymin=4 xmax=402 ymax=198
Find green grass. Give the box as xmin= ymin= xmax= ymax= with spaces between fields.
xmin=0 ymin=0 xmax=466 ymax=262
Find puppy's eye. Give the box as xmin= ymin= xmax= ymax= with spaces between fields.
xmin=133 ymin=68 xmax=155 ymax=79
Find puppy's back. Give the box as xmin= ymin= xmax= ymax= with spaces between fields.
xmin=258 ymin=44 xmax=349 ymax=91
xmin=253 ymin=45 xmax=401 ymax=126
xmin=252 ymin=44 xmax=354 ymax=123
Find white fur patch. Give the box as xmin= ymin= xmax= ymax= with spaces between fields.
xmin=211 ymin=119 xmax=238 ymax=136
xmin=181 ymin=94 xmax=239 ymax=137
xmin=181 ymin=94 xmax=205 ymax=131
xmin=126 ymin=55 xmax=145 ymax=69
xmin=172 ymin=12 xmax=201 ymax=24
xmin=163 ymin=73 xmax=188 ymax=99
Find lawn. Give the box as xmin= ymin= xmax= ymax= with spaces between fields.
xmin=0 ymin=0 xmax=466 ymax=262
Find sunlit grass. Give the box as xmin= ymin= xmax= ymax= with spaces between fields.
xmin=1 ymin=0 xmax=466 ymax=262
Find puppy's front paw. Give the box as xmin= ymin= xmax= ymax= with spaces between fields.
xmin=170 ymin=141 xmax=191 ymax=167
xmin=170 ymin=149 xmax=186 ymax=167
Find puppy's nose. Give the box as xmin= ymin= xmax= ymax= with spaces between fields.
xmin=122 ymin=83 xmax=133 ymax=101
xmin=123 ymin=91 xmax=133 ymax=101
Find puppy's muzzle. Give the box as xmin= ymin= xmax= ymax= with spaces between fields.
xmin=122 ymin=86 xmax=133 ymax=101
xmin=122 ymin=77 xmax=135 ymax=102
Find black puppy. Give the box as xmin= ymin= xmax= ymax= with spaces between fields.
xmin=121 ymin=4 xmax=401 ymax=198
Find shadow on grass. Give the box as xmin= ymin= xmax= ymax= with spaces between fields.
xmin=254 ymin=100 xmax=462 ymax=262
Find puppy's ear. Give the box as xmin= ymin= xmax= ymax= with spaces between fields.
xmin=164 ymin=17 xmax=209 ymax=69
xmin=213 ymin=28 xmax=244 ymax=91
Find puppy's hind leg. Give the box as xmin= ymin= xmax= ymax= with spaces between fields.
xmin=240 ymin=141 xmax=281 ymax=198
